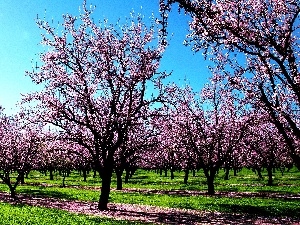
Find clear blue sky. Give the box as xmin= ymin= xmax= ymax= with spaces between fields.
xmin=0 ymin=0 xmax=210 ymax=115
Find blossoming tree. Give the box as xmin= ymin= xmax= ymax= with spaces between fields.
xmin=0 ymin=110 xmax=44 ymax=199
xmin=24 ymin=3 xmax=167 ymax=210
xmin=161 ymin=0 xmax=300 ymax=168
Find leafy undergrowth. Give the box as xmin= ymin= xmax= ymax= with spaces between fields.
xmin=0 ymin=202 xmax=147 ymax=225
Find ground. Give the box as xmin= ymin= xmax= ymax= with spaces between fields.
xmin=0 ymin=189 xmax=299 ymax=225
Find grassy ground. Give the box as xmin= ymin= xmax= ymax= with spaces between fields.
xmin=0 ymin=167 xmax=299 ymax=218
xmin=0 ymin=202 xmax=148 ymax=225
xmin=26 ymin=167 xmax=300 ymax=194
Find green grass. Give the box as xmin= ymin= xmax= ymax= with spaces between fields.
xmin=0 ymin=167 xmax=299 ymax=218
xmin=0 ymin=182 xmax=298 ymax=218
xmin=25 ymin=167 xmax=300 ymax=194
xmin=0 ymin=202 xmax=149 ymax=225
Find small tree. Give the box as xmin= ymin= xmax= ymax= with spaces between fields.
xmin=0 ymin=111 xmax=43 ymax=199
xmin=245 ymin=117 xmax=292 ymax=186
xmin=162 ymin=78 xmax=251 ymax=194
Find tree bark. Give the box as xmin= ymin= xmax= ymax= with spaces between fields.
xmin=116 ymin=169 xmax=123 ymax=190
xmin=204 ymin=168 xmax=216 ymax=195
xmin=20 ymin=172 xmax=25 ymax=184
xmin=224 ymin=168 xmax=230 ymax=180
xmin=49 ymin=169 xmax=54 ymax=180
xmin=184 ymin=169 xmax=189 ymax=184
xmin=257 ymin=168 xmax=263 ymax=180
xmin=267 ymin=167 xmax=273 ymax=186
xmin=192 ymin=169 xmax=196 ymax=177
xmin=207 ymin=176 xmax=215 ymax=195
xmin=98 ymin=165 xmax=113 ymax=211
xmin=9 ymin=186 xmax=16 ymax=199
xmin=125 ymin=169 xmax=130 ymax=184
xmin=82 ymin=169 xmax=87 ymax=182
xmin=170 ymin=168 xmax=174 ymax=180
xmin=233 ymin=168 xmax=238 ymax=176
xmin=159 ymin=169 xmax=163 ymax=176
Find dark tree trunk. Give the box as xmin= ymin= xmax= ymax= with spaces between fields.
xmin=20 ymin=172 xmax=25 ymax=184
xmin=7 ymin=176 xmax=20 ymax=200
xmin=49 ymin=169 xmax=54 ymax=180
xmin=207 ymin=176 xmax=215 ymax=195
xmin=93 ymin=170 xmax=97 ymax=178
xmin=192 ymin=170 xmax=196 ymax=177
xmin=184 ymin=169 xmax=189 ymax=184
xmin=164 ymin=169 xmax=168 ymax=177
xmin=160 ymin=169 xmax=163 ymax=176
xmin=125 ymin=169 xmax=130 ymax=184
xmin=170 ymin=168 xmax=174 ymax=180
xmin=224 ymin=168 xmax=230 ymax=180
xmin=62 ymin=172 xmax=66 ymax=187
xmin=116 ymin=169 xmax=123 ymax=190
xmin=267 ymin=167 xmax=273 ymax=186
xmin=204 ymin=168 xmax=216 ymax=195
xmin=233 ymin=168 xmax=238 ymax=176
xmin=9 ymin=186 xmax=17 ymax=199
xmin=257 ymin=168 xmax=263 ymax=180
xmin=82 ymin=169 xmax=87 ymax=182
xmin=98 ymin=165 xmax=114 ymax=211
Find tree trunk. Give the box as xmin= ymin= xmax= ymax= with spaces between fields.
xmin=116 ymin=169 xmax=123 ymax=190
xmin=49 ymin=169 xmax=54 ymax=180
xmin=233 ymin=168 xmax=237 ymax=176
xmin=164 ymin=169 xmax=168 ymax=177
xmin=9 ymin=186 xmax=17 ymax=199
xmin=207 ymin=176 xmax=215 ymax=195
xmin=82 ymin=169 xmax=87 ymax=182
xmin=224 ymin=168 xmax=230 ymax=180
xmin=184 ymin=169 xmax=189 ymax=184
xmin=159 ymin=169 xmax=163 ymax=176
xmin=7 ymin=179 xmax=18 ymax=200
xmin=125 ymin=169 xmax=130 ymax=184
xmin=98 ymin=166 xmax=113 ymax=211
xmin=267 ymin=167 xmax=273 ymax=186
xmin=62 ymin=173 xmax=66 ymax=188
xmin=20 ymin=172 xmax=25 ymax=184
xmin=204 ymin=169 xmax=216 ymax=195
xmin=192 ymin=170 xmax=196 ymax=177
xmin=257 ymin=168 xmax=263 ymax=180
xmin=170 ymin=168 xmax=174 ymax=180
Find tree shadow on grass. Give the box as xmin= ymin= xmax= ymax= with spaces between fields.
xmin=106 ymin=205 xmax=299 ymax=225
xmin=216 ymin=203 xmax=300 ymax=218
xmin=0 ymin=191 xmax=299 ymax=225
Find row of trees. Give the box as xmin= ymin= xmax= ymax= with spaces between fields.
xmin=0 ymin=76 xmax=295 ymax=207
xmin=1 ymin=0 xmax=299 ymax=211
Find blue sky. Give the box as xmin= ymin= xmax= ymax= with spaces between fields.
xmin=0 ymin=0 xmax=210 ymax=115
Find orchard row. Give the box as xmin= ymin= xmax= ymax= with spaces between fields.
xmin=1 ymin=0 xmax=299 ymax=211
